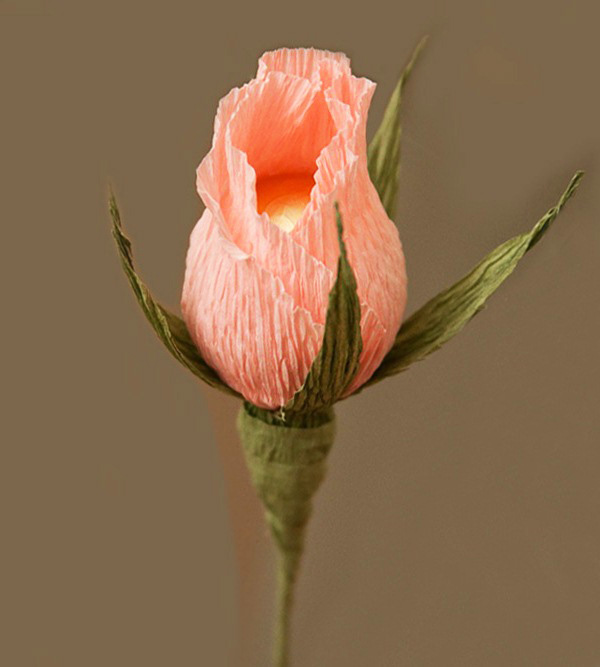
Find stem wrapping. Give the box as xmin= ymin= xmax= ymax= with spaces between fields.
xmin=236 ymin=403 xmax=336 ymax=666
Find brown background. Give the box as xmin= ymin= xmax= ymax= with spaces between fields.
xmin=2 ymin=0 xmax=599 ymax=665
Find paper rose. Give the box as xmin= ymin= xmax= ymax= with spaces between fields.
xmin=181 ymin=48 xmax=407 ymax=409
xmin=111 ymin=39 xmax=583 ymax=667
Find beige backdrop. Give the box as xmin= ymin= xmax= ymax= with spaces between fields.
xmin=2 ymin=1 xmax=599 ymax=665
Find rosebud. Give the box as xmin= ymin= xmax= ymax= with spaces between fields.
xmin=181 ymin=48 xmax=407 ymax=410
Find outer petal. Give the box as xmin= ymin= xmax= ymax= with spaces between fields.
xmin=287 ymin=58 xmax=407 ymax=394
xmin=181 ymin=209 xmax=324 ymax=409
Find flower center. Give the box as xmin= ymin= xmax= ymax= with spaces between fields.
xmin=256 ymin=174 xmax=314 ymax=232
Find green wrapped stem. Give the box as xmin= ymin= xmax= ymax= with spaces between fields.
xmin=237 ymin=403 xmax=336 ymax=667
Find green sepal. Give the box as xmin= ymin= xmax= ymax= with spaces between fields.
xmin=363 ymin=171 xmax=584 ymax=388
xmin=284 ymin=204 xmax=362 ymax=415
xmin=110 ymin=194 xmax=239 ymax=397
xmin=367 ymin=35 xmax=428 ymax=220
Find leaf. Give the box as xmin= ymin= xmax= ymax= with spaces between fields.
xmin=367 ymin=35 xmax=428 ymax=220
xmin=284 ymin=204 xmax=362 ymax=414
xmin=364 ymin=171 xmax=584 ymax=387
xmin=110 ymin=193 xmax=239 ymax=397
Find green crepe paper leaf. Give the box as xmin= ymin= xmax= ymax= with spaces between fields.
xmin=284 ymin=204 xmax=362 ymax=415
xmin=364 ymin=171 xmax=584 ymax=388
xmin=110 ymin=194 xmax=239 ymax=397
xmin=367 ymin=35 xmax=428 ymax=220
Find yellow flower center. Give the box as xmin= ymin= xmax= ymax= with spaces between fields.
xmin=256 ymin=174 xmax=314 ymax=232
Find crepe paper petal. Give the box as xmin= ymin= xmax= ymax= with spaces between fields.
xmin=367 ymin=35 xmax=428 ymax=219
xmin=110 ymin=194 xmax=238 ymax=396
xmin=364 ymin=171 xmax=584 ymax=387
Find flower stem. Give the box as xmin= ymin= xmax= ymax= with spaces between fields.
xmin=236 ymin=404 xmax=336 ymax=666
xmin=274 ymin=549 xmax=301 ymax=667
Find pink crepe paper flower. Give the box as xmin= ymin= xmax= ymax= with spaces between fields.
xmin=111 ymin=40 xmax=583 ymax=666
xmin=181 ymin=48 xmax=407 ymax=409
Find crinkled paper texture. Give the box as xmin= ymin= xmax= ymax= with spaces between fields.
xmin=182 ymin=48 xmax=407 ymax=409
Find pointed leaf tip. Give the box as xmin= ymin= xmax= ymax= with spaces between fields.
xmin=527 ymin=170 xmax=584 ymax=250
xmin=367 ymin=36 xmax=428 ymax=220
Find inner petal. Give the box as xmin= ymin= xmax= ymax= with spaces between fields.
xmin=256 ymin=173 xmax=314 ymax=232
